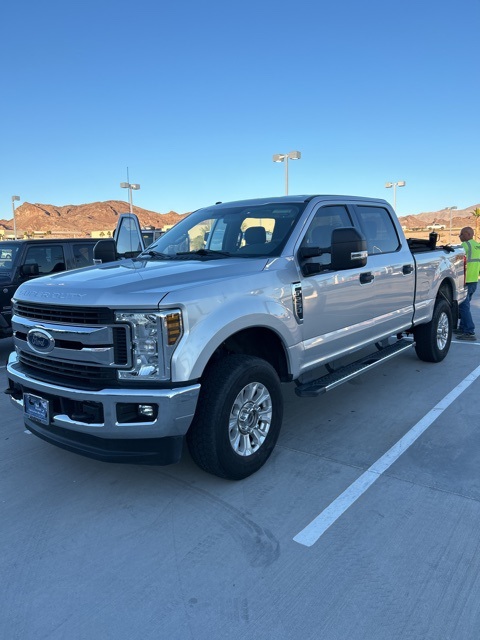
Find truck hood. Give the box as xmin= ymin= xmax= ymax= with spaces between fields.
xmin=14 ymin=257 xmax=271 ymax=308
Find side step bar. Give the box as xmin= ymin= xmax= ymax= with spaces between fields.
xmin=295 ymin=338 xmax=414 ymax=397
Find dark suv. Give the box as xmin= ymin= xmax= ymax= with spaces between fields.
xmin=0 ymin=238 xmax=98 ymax=338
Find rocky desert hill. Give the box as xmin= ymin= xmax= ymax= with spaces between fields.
xmin=0 ymin=200 xmax=478 ymax=238
xmin=0 ymin=201 xmax=189 ymax=237
xmin=398 ymin=204 xmax=480 ymax=230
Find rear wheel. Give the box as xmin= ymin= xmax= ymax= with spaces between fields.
xmin=187 ymin=355 xmax=283 ymax=480
xmin=414 ymin=298 xmax=452 ymax=362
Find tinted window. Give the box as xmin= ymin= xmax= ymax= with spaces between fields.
xmin=73 ymin=243 xmax=94 ymax=268
xmin=0 ymin=243 xmax=21 ymax=271
xmin=24 ymin=245 xmax=66 ymax=275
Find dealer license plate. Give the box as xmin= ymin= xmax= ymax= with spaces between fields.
xmin=24 ymin=393 xmax=50 ymax=425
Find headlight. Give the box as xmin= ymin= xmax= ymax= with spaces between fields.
xmin=115 ymin=310 xmax=183 ymax=381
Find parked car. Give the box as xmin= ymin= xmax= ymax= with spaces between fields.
xmin=427 ymin=222 xmax=446 ymax=230
xmin=0 ymin=238 xmax=99 ymax=338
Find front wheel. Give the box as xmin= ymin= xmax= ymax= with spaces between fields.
xmin=413 ymin=298 xmax=452 ymax=362
xmin=187 ymin=355 xmax=283 ymax=480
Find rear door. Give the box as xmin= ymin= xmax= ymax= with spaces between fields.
xmin=353 ymin=203 xmax=414 ymax=334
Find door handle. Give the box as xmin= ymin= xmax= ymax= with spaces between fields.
xmin=360 ymin=272 xmax=374 ymax=284
xmin=403 ymin=264 xmax=414 ymax=274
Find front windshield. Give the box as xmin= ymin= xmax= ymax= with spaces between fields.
xmin=141 ymin=202 xmax=306 ymax=259
xmin=0 ymin=243 xmax=21 ymax=272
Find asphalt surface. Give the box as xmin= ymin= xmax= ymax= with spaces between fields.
xmin=2 ymin=299 xmax=480 ymax=639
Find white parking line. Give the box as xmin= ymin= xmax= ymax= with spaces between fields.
xmin=293 ymin=362 xmax=480 ymax=547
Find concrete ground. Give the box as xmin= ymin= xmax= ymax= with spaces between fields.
xmin=2 ymin=298 xmax=480 ymax=640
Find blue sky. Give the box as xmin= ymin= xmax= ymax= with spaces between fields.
xmin=1 ymin=0 xmax=479 ymax=218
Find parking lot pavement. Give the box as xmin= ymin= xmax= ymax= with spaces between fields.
xmin=2 ymin=297 xmax=480 ymax=639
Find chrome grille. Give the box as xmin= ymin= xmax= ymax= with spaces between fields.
xmin=13 ymin=302 xmax=130 ymax=389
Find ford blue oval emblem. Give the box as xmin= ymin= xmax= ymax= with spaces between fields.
xmin=27 ymin=328 xmax=55 ymax=354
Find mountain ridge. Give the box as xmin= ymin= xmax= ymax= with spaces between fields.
xmin=398 ymin=203 xmax=480 ymax=229
xmin=0 ymin=200 xmax=479 ymax=237
xmin=0 ymin=201 xmax=189 ymax=237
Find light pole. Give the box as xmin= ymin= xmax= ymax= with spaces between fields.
xmin=120 ymin=177 xmax=140 ymax=213
xmin=11 ymin=196 xmax=20 ymax=240
xmin=446 ymin=206 xmax=457 ymax=243
xmin=273 ymin=151 xmax=301 ymax=195
xmin=385 ymin=181 xmax=406 ymax=211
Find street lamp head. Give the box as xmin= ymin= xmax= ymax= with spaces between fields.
xmin=131 ymin=184 xmax=140 ymax=190
xmin=397 ymin=181 xmax=406 ymax=187
xmin=12 ymin=195 xmax=20 ymax=202
xmin=120 ymin=182 xmax=129 ymax=189
xmin=273 ymin=150 xmax=302 ymax=195
xmin=385 ymin=182 xmax=393 ymax=188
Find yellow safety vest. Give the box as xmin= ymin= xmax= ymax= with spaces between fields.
xmin=462 ymin=239 xmax=480 ymax=283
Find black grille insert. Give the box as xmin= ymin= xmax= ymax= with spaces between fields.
xmin=113 ymin=327 xmax=128 ymax=365
xmin=13 ymin=302 xmax=114 ymax=325
xmin=18 ymin=352 xmax=117 ymax=389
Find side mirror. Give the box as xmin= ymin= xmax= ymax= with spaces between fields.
xmin=331 ymin=227 xmax=368 ymax=270
xmin=93 ymin=239 xmax=118 ymax=264
xmin=20 ymin=264 xmax=39 ymax=277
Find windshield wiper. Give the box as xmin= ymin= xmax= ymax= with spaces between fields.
xmin=175 ymin=249 xmax=231 ymax=259
xmin=136 ymin=250 xmax=177 ymax=260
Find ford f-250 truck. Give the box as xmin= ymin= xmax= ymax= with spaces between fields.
xmin=6 ymin=195 xmax=466 ymax=479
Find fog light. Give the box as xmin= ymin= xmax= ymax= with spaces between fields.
xmin=116 ymin=403 xmax=158 ymax=423
xmin=139 ymin=404 xmax=155 ymax=417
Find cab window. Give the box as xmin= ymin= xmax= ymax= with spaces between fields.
xmin=356 ymin=206 xmax=400 ymax=254
xmin=73 ymin=243 xmax=94 ymax=268
xmin=24 ymin=245 xmax=66 ymax=275
xmin=300 ymin=205 xmax=352 ymax=267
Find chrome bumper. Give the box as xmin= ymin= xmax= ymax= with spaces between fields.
xmin=7 ymin=352 xmax=200 ymax=441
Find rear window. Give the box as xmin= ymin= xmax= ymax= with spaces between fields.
xmin=356 ymin=206 xmax=400 ymax=254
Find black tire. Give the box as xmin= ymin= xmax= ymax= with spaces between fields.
xmin=187 ymin=355 xmax=283 ymax=480
xmin=413 ymin=298 xmax=452 ymax=362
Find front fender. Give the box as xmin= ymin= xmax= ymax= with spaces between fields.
xmin=170 ymin=297 xmax=302 ymax=382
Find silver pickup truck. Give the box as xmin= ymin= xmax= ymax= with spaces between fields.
xmin=6 ymin=195 xmax=466 ymax=479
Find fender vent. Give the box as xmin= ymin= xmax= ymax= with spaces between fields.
xmin=292 ymin=284 xmax=303 ymax=322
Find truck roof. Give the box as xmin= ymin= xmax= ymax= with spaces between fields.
xmin=210 ymin=195 xmax=390 ymax=208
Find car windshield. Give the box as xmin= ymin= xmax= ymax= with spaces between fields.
xmin=0 ymin=243 xmax=21 ymax=273
xmin=138 ymin=202 xmax=307 ymax=259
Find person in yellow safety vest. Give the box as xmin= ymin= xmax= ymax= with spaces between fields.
xmin=455 ymin=226 xmax=480 ymax=341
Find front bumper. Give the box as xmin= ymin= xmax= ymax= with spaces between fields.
xmin=6 ymin=353 xmax=201 ymax=465
xmin=20 ymin=417 xmax=185 ymax=465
